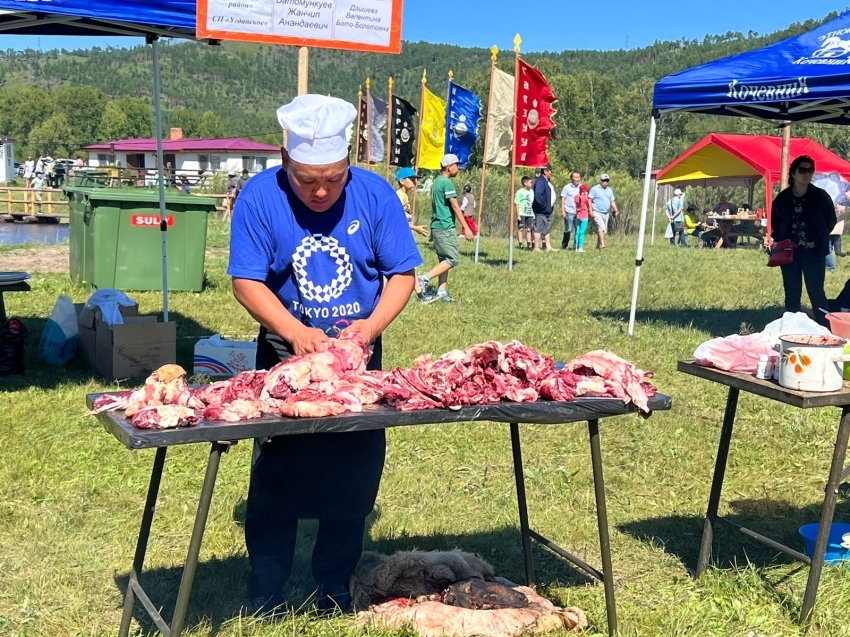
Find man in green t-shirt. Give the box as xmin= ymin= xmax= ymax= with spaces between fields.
xmin=418 ymin=154 xmax=473 ymax=303
xmin=514 ymin=175 xmax=534 ymax=250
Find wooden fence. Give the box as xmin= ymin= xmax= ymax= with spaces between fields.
xmin=0 ymin=187 xmax=233 ymax=218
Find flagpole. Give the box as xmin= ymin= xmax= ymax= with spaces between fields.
xmin=354 ymin=85 xmax=362 ymax=168
xmin=386 ymin=76 xmax=393 ymax=181
xmin=365 ymin=77 xmax=372 ymax=170
xmin=412 ymin=68 xmax=427 ymax=226
xmin=508 ymin=34 xmax=521 ymax=272
xmin=475 ymin=45 xmax=498 ymax=264
xmin=446 ymin=69 xmax=453 ymax=159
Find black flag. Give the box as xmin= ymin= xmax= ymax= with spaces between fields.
xmin=356 ymin=96 xmax=369 ymax=163
xmin=390 ymin=95 xmax=417 ymax=167
xmin=357 ymin=95 xmax=388 ymax=164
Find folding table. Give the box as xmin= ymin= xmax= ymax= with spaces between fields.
xmin=88 ymin=393 xmax=672 ymax=637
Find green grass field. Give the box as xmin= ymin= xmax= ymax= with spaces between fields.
xmin=4 ymin=221 xmax=850 ymax=636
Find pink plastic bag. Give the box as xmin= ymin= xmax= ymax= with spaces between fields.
xmin=693 ymin=333 xmax=775 ymax=373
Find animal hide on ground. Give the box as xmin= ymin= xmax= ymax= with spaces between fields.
xmin=350 ymin=549 xmax=496 ymax=609
xmin=356 ymin=577 xmax=587 ymax=637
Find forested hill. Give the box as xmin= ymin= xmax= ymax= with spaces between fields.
xmin=0 ymin=11 xmax=843 ymax=177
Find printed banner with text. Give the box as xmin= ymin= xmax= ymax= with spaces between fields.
xmin=390 ymin=95 xmax=417 ymax=167
xmin=197 ymin=0 xmax=404 ymax=54
xmin=513 ymin=59 xmax=557 ymax=168
xmin=445 ymin=80 xmax=482 ymax=170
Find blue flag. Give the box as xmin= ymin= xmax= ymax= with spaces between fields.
xmin=445 ymin=80 xmax=483 ymax=169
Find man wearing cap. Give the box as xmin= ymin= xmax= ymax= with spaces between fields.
xmin=589 ymin=174 xmax=619 ymax=249
xmin=666 ymin=188 xmax=686 ymax=247
xmin=532 ymin=165 xmax=557 ymax=252
xmin=418 ymin=154 xmax=473 ymax=303
xmin=228 ymin=94 xmax=422 ymax=615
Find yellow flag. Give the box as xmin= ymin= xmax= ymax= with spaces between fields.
xmin=419 ymin=85 xmax=447 ymax=170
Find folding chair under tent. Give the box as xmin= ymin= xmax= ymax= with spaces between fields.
xmin=0 ymin=0 xmax=202 ymax=321
xmin=629 ymin=9 xmax=850 ymax=336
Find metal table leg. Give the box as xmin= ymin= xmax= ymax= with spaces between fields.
xmin=119 ymin=446 xmax=168 ymax=637
xmin=696 ymin=387 xmax=739 ymax=578
xmin=800 ymin=406 xmax=850 ymax=627
xmin=510 ymin=422 xmax=535 ymax=586
xmin=588 ymin=418 xmax=617 ymax=637
xmin=169 ymin=442 xmax=227 ymax=637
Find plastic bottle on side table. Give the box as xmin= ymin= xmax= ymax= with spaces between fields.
xmin=755 ymin=354 xmax=773 ymax=380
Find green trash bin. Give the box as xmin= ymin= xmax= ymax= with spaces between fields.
xmin=66 ymin=187 xmax=218 ymax=292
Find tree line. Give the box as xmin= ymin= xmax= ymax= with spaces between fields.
xmin=0 ymin=11 xmax=842 ymax=185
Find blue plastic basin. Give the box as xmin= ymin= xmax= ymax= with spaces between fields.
xmin=799 ymin=522 xmax=850 ymax=563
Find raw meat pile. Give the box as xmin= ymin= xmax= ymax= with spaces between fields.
xmin=88 ymin=338 xmax=657 ymax=429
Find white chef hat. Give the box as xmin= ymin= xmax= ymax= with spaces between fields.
xmin=277 ymin=95 xmax=357 ymax=166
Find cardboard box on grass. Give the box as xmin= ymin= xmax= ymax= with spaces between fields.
xmin=194 ymin=334 xmax=257 ymax=376
xmin=75 ymin=302 xmax=176 ymax=379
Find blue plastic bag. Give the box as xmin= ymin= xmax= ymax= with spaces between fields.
xmin=37 ymin=295 xmax=79 ymax=365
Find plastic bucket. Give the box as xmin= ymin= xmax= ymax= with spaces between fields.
xmin=799 ymin=522 xmax=850 ymax=563
xmin=826 ymin=312 xmax=850 ymax=339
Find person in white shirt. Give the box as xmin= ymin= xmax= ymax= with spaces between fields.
xmin=29 ymin=171 xmax=44 ymax=214
xmin=560 ymin=171 xmax=582 ymax=249
xmin=23 ymin=156 xmax=35 ymax=186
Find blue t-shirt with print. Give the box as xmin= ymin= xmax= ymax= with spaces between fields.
xmin=228 ymin=166 xmax=423 ymax=337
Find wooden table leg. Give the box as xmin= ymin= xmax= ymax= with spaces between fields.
xmin=696 ymin=387 xmax=739 ymax=577
xmin=800 ymin=406 xmax=850 ymax=628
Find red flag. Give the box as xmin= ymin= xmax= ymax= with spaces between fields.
xmin=513 ymin=59 xmax=557 ymax=167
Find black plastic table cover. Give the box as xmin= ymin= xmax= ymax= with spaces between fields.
xmin=86 ymin=393 xmax=673 ymax=450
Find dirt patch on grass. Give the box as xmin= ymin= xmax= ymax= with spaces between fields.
xmin=0 ymin=245 xmax=230 ymax=275
xmin=0 ymin=245 xmax=69 ymax=273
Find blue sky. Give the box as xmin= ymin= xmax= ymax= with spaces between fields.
xmin=0 ymin=1 xmax=839 ymax=54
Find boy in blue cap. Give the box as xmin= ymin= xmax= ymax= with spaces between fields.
xmin=396 ymin=167 xmax=432 ymax=302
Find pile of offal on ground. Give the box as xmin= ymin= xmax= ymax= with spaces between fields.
xmin=88 ymin=339 xmax=657 ymax=636
xmin=89 ymin=337 xmax=657 ymax=425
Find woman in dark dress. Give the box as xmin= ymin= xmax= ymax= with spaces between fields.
xmin=771 ymin=154 xmax=836 ymax=327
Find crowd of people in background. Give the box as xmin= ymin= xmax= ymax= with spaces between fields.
xmin=512 ymin=169 xmax=619 ymax=253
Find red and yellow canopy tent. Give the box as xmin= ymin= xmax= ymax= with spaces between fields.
xmin=656 ymin=133 xmax=850 ymax=225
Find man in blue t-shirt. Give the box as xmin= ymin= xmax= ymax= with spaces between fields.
xmin=588 ymin=173 xmax=620 ymax=249
xmin=228 ymin=95 xmax=422 ymax=616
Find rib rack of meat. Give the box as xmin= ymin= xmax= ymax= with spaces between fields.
xmin=87 ymin=338 xmax=658 ymax=429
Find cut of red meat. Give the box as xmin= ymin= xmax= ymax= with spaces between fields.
xmin=97 ymin=340 xmax=657 ymax=423
xmin=131 ymin=405 xmax=200 ymax=429
xmin=566 ymin=350 xmax=653 ymax=412
xmin=88 ymin=390 xmax=134 ymax=414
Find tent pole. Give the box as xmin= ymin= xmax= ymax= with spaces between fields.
xmin=780 ymin=121 xmax=791 ymax=190
xmin=149 ymin=34 xmax=169 ymax=323
xmin=628 ymin=115 xmax=657 ymax=337
xmin=650 ymin=183 xmax=658 ymax=246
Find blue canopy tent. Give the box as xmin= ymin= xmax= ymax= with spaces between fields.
xmin=629 ymin=10 xmax=850 ymax=335
xmin=0 ymin=0 xmax=205 ymax=320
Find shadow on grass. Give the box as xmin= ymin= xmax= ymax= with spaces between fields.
xmin=113 ymin=501 xmax=597 ymax=636
xmin=593 ymin=306 xmax=787 ymax=337
xmin=618 ymin=497 xmax=850 ymax=575
xmin=2 ymin=311 xmax=216 ymax=391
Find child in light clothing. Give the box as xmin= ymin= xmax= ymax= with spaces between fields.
xmin=30 ymin=171 xmax=44 ymax=214
xmin=573 ymin=184 xmax=591 ymax=252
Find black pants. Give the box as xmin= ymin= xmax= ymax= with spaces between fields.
xmin=831 ymin=234 xmax=843 ymax=257
xmin=245 ymin=330 xmax=385 ymax=600
xmin=781 ymin=247 xmax=830 ymax=327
